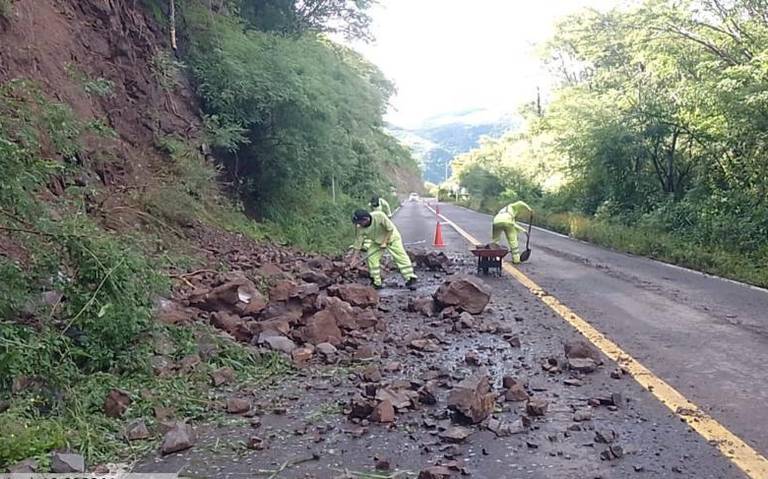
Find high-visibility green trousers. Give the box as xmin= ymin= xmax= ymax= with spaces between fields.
xmin=367 ymin=238 xmax=416 ymax=287
xmin=492 ymin=221 xmax=522 ymax=263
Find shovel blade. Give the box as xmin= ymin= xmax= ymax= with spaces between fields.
xmin=519 ymin=249 xmax=532 ymax=262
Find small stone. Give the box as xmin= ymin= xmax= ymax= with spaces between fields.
xmin=376 ymin=388 xmax=412 ymax=410
xmin=418 ymin=466 xmax=452 ymax=479
xmin=178 ymin=354 xmax=201 ymax=374
xmin=362 ymin=365 xmax=383 ymax=383
xmin=564 ymin=339 xmax=602 ymax=363
xmin=316 ymin=342 xmax=338 ymax=356
xmin=51 ymin=453 xmax=85 ymax=473
xmin=573 ymin=410 xmax=592 ymax=422
xmin=292 ymin=347 xmax=314 ymax=365
xmin=595 ymin=428 xmax=618 ymax=444
xmin=505 ymin=334 xmax=522 ymax=348
xmin=8 ymin=458 xmax=38 ymax=473
xmin=610 ymin=444 xmax=624 ymax=458
xmin=103 ymin=389 xmax=131 ymax=418
xmin=247 ymin=436 xmax=267 ymax=450
xmin=409 ymin=339 xmax=440 ymax=352
xmin=634 ymin=465 xmax=645 ymax=472
xmin=349 ymin=396 xmax=375 ymax=419
xmin=161 ymin=422 xmax=195 ymax=454
xmin=611 ymin=392 xmax=624 ymax=408
xmin=504 ymin=383 xmax=530 ymax=402
xmin=210 ymin=366 xmax=235 ymax=386
xmin=439 ymin=426 xmax=473 ymax=443
xmin=227 ymin=397 xmax=251 ymax=414
xmin=526 ymin=398 xmax=549 ymax=417
xmin=354 ymin=345 xmax=376 ymax=360
xmin=464 ymin=351 xmax=481 ymax=366
xmin=384 ymin=361 xmax=402 ymax=372
xmin=260 ymin=335 xmax=297 ymax=354
xmin=371 ymin=400 xmax=395 ymax=423
xmin=611 ymin=368 xmax=624 ymax=379
xmin=125 ymin=419 xmax=151 ymax=441
xmin=563 ymin=378 xmax=584 ymax=387
xmin=375 ymin=458 xmax=391 ymax=470
xmin=568 ymin=358 xmax=597 ymax=374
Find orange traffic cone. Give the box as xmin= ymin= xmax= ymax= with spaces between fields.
xmin=433 ymin=220 xmax=445 ymax=248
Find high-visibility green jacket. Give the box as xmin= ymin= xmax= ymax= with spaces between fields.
xmin=493 ymin=201 xmax=532 ymax=227
xmin=372 ymin=198 xmax=392 ymax=217
xmin=353 ymin=211 xmax=401 ymax=250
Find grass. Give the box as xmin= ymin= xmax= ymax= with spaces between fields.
xmin=0 ymin=322 xmax=292 ymax=468
xmin=456 ymin=199 xmax=768 ymax=288
xmin=0 ymin=0 xmax=11 ymax=18
xmin=0 ymin=79 xmax=295 ymax=469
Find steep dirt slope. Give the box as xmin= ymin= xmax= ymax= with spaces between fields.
xmin=0 ymin=0 xmax=201 ymax=219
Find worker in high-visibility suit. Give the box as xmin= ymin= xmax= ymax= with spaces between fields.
xmin=362 ymin=195 xmax=393 ymax=251
xmin=370 ymin=195 xmax=392 ymax=218
xmin=492 ymin=200 xmax=533 ymax=264
xmin=351 ymin=209 xmax=417 ymax=290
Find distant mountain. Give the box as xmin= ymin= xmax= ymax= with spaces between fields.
xmin=388 ymin=109 xmax=522 ymax=184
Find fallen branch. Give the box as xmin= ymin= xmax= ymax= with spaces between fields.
xmin=170 ymin=269 xmax=217 ymax=279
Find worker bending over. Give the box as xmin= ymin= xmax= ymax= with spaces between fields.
xmin=351 ymin=209 xmax=417 ymax=290
xmin=370 ymin=194 xmax=392 ymax=217
xmin=492 ymin=200 xmax=533 ymax=264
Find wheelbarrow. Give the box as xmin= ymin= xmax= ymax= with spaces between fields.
xmin=470 ymin=246 xmax=509 ymax=277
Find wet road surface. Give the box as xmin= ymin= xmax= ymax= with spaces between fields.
xmin=135 ymin=199 xmax=756 ymax=478
xmin=425 ymin=200 xmax=768 ymax=469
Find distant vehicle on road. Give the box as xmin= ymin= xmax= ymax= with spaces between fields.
xmin=409 ymin=193 xmax=419 ymax=201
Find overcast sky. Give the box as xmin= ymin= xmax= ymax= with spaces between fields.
xmin=347 ymin=0 xmax=617 ymax=128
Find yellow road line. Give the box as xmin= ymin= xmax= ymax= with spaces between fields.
xmin=430 ymin=205 xmax=768 ymax=479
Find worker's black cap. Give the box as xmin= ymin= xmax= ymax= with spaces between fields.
xmin=352 ymin=209 xmax=371 ymax=225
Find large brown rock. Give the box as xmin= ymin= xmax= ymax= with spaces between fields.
xmin=371 ymin=400 xmax=395 ymax=423
xmin=316 ymin=296 xmax=357 ymax=330
xmin=526 ymin=398 xmax=549 ymax=417
xmin=104 ymin=389 xmax=131 ymax=418
xmin=155 ymin=299 xmax=195 ymax=325
xmin=269 ymin=280 xmax=298 ymax=302
xmin=251 ymin=317 xmax=292 ymax=336
xmin=210 ymin=312 xmax=253 ymax=342
xmin=298 ymin=310 xmax=343 ymax=345
xmin=408 ymin=296 xmax=436 ymax=317
xmin=161 ymin=422 xmax=196 ymax=455
xmin=329 ymin=284 xmax=379 ymax=308
xmin=300 ymin=270 xmax=333 ymax=288
xmin=434 ymin=276 xmax=490 ymax=314
xmin=447 ymin=374 xmax=495 ymax=424
xmin=191 ymin=277 xmax=264 ymax=314
xmin=410 ymin=251 xmax=451 ymax=272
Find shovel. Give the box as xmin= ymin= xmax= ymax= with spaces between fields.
xmin=519 ymin=212 xmax=533 ymax=262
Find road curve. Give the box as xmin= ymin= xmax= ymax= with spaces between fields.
xmin=429 ymin=201 xmax=768 ymax=460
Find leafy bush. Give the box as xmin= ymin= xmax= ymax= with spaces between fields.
xmin=180 ymin=5 xmax=413 ymax=220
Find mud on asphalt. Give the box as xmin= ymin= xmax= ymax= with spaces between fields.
xmin=138 ymin=237 xmax=745 ymax=479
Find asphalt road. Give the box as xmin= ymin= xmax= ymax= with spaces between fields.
xmin=396 ymin=199 xmax=768 ymax=474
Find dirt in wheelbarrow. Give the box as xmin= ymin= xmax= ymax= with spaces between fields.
xmin=135 ymin=247 xmax=740 ymax=479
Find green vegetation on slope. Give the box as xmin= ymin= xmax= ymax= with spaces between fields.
xmin=449 ymin=0 xmax=768 ymax=287
xmin=180 ymin=1 xmax=419 ymax=252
